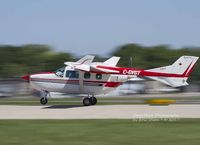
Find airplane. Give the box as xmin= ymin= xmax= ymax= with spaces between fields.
xmin=22 ymin=55 xmax=199 ymax=106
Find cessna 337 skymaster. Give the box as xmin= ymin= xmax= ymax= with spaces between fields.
xmin=22 ymin=55 xmax=198 ymax=106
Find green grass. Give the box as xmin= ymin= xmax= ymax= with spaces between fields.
xmin=0 ymin=97 xmax=145 ymax=105
xmin=0 ymin=98 xmax=81 ymax=106
xmin=0 ymin=119 xmax=200 ymax=145
xmin=0 ymin=96 xmax=200 ymax=106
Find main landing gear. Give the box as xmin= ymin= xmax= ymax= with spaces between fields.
xmin=40 ymin=91 xmax=49 ymax=105
xmin=39 ymin=91 xmax=97 ymax=106
xmin=83 ymin=95 xmax=97 ymax=106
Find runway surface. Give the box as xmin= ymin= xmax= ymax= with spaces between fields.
xmin=0 ymin=104 xmax=200 ymax=119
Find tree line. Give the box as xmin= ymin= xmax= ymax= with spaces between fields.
xmin=0 ymin=44 xmax=199 ymax=83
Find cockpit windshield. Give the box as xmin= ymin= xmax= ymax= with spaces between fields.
xmin=55 ymin=67 xmax=65 ymax=77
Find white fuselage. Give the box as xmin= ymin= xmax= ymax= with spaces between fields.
xmin=29 ymin=67 xmax=128 ymax=95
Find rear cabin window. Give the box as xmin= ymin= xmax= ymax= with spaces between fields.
xmin=96 ymin=74 xmax=102 ymax=80
xmin=66 ymin=71 xmax=79 ymax=78
xmin=84 ymin=72 xmax=91 ymax=79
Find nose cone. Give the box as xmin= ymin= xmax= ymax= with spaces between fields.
xmin=22 ymin=75 xmax=30 ymax=81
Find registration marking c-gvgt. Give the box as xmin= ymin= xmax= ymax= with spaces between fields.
xmin=123 ymin=70 xmax=141 ymax=75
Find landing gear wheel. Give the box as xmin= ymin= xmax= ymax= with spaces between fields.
xmin=83 ymin=97 xmax=91 ymax=106
xmin=40 ymin=97 xmax=48 ymax=105
xmin=90 ymin=97 xmax=97 ymax=105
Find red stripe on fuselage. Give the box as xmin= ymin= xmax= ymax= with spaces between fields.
xmin=30 ymin=78 xmax=122 ymax=88
xmin=96 ymin=63 xmax=193 ymax=78
xmin=140 ymin=62 xmax=193 ymax=77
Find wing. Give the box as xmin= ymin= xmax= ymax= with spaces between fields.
xmin=90 ymin=66 xmax=120 ymax=73
xmin=76 ymin=55 xmax=95 ymax=64
xmin=64 ymin=55 xmax=95 ymax=66
xmin=74 ymin=56 xmax=121 ymax=73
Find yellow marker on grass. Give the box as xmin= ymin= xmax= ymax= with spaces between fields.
xmin=146 ymin=99 xmax=176 ymax=105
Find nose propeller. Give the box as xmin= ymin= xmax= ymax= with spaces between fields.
xmin=21 ymin=75 xmax=30 ymax=81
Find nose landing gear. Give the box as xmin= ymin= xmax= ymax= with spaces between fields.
xmin=40 ymin=91 xmax=49 ymax=105
xmin=40 ymin=97 xmax=48 ymax=105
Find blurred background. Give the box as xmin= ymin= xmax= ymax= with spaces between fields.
xmin=0 ymin=0 xmax=200 ymax=99
xmin=0 ymin=44 xmax=200 ymax=98
xmin=1 ymin=1 xmax=200 ymax=145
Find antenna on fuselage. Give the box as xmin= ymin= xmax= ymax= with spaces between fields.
xmin=128 ymin=57 xmax=133 ymax=93
xmin=129 ymin=57 xmax=133 ymax=68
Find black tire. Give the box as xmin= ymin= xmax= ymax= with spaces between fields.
xmin=40 ymin=97 xmax=48 ymax=105
xmin=83 ymin=97 xmax=91 ymax=106
xmin=90 ymin=97 xmax=97 ymax=105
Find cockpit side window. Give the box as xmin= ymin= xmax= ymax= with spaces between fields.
xmin=66 ymin=71 xmax=79 ymax=78
xmin=55 ymin=67 xmax=65 ymax=77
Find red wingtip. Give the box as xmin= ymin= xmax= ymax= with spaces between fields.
xmin=22 ymin=75 xmax=30 ymax=81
